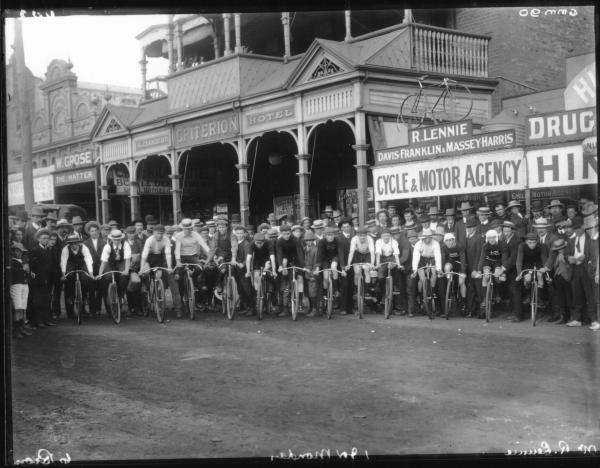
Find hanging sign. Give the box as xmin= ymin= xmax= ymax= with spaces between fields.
xmin=373 ymin=149 xmax=525 ymax=202
xmin=54 ymin=168 xmax=96 ymax=186
xmin=174 ymin=112 xmax=240 ymax=148
xmin=54 ymin=149 xmax=95 ymax=170
xmin=526 ymin=107 xmax=596 ymax=145
xmin=526 ymin=144 xmax=597 ymax=189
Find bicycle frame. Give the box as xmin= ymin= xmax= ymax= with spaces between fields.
xmin=179 ymin=262 xmax=203 ymax=319
xmin=97 ymin=270 xmax=123 ymax=324
xmin=218 ymin=262 xmax=239 ymax=320
xmin=442 ymin=271 xmax=463 ymax=319
xmin=63 ymin=270 xmax=92 ymax=325
xmin=346 ymin=262 xmax=372 ymax=319
xmin=414 ymin=265 xmax=437 ymax=319
xmin=517 ymin=267 xmax=551 ymax=327
xmin=379 ymin=261 xmax=399 ymax=319
xmin=280 ymin=266 xmax=309 ymax=321
xmin=139 ymin=266 xmax=171 ymax=323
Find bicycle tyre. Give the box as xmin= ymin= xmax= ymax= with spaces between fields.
xmin=384 ymin=276 xmax=393 ymax=319
xmin=326 ymin=277 xmax=333 ymax=320
xmin=357 ymin=274 xmax=364 ymax=319
xmin=155 ymin=279 xmax=166 ymax=323
xmin=423 ymin=278 xmax=434 ymax=320
xmin=73 ymin=279 xmax=82 ymax=325
xmin=256 ymin=277 xmax=264 ymax=321
xmin=444 ymin=276 xmax=453 ymax=320
xmin=442 ymin=83 xmax=473 ymax=123
xmin=291 ymin=279 xmax=298 ymax=321
xmin=108 ymin=283 xmax=121 ymax=324
xmin=399 ymin=93 xmax=426 ymax=128
xmin=141 ymin=286 xmax=150 ymax=317
xmin=187 ymin=274 xmax=195 ymax=320
xmin=226 ymin=277 xmax=236 ymax=320
xmin=485 ymin=280 xmax=493 ymax=323
xmin=531 ymin=281 xmax=538 ymax=327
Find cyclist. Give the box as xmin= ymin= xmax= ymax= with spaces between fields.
xmin=516 ymin=232 xmax=549 ymax=303
xmin=374 ymin=228 xmax=401 ymax=313
xmin=440 ymin=232 xmax=467 ymax=314
xmin=411 ymin=228 xmax=442 ymax=301
xmin=276 ymin=224 xmax=305 ymax=317
xmin=98 ymin=229 xmax=131 ymax=308
xmin=302 ymin=230 xmax=320 ymax=317
xmin=232 ymin=225 xmax=254 ymax=315
xmin=60 ymin=233 xmax=93 ymax=319
xmin=246 ymin=232 xmax=277 ymax=316
xmin=403 ymin=227 xmax=419 ymax=317
xmin=347 ymin=225 xmax=375 ymax=294
xmin=474 ymin=229 xmax=507 ymax=318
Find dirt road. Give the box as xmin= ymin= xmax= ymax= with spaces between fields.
xmin=9 ymin=309 xmax=600 ymax=462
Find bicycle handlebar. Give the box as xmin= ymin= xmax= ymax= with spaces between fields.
xmin=345 ymin=262 xmax=373 ymax=270
xmin=319 ymin=267 xmax=344 ymax=274
xmin=516 ymin=268 xmax=550 ymax=282
xmin=139 ymin=267 xmax=172 ymax=275
xmin=63 ymin=270 xmax=93 ymax=280
xmin=96 ymin=270 xmax=124 ymax=279
xmin=178 ymin=262 xmax=204 ymax=270
xmin=378 ymin=261 xmax=402 ymax=268
xmin=279 ymin=266 xmax=310 ymax=273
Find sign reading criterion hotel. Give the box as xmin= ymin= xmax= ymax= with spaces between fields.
xmin=375 ymin=120 xmax=516 ymax=165
xmin=174 ymin=113 xmax=240 ymax=148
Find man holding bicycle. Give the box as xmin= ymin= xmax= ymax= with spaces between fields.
xmin=98 ymin=229 xmax=131 ymax=306
xmin=60 ymin=233 xmax=94 ymax=319
xmin=440 ymin=232 xmax=467 ymax=314
xmin=374 ymin=228 xmax=401 ymax=313
xmin=411 ymin=228 xmax=442 ymax=297
xmin=246 ymin=232 xmax=277 ymax=316
xmin=276 ymin=224 xmax=305 ymax=317
xmin=175 ymin=218 xmax=211 ymax=310
xmin=474 ymin=230 xmax=508 ymax=318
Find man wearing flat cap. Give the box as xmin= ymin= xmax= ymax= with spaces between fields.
xmin=83 ymin=221 xmax=105 ymax=315
xmin=28 ymin=229 xmax=57 ymax=327
xmin=24 ymin=206 xmax=46 ymax=251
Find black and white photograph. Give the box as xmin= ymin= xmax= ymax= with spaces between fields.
xmin=3 ymin=2 xmax=599 ymax=464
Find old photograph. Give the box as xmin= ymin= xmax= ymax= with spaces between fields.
xmin=3 ymin=4 xmax=598 ymax=463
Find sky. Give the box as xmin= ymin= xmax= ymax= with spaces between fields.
xmin=4 ymin=14 xmax=170 ymax=89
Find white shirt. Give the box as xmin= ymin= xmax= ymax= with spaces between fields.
xmin=60 ymin=244 xmax=93 ymax=275
xmin=375 ymin=238 xmax=399 ymax=257
xmin=349 ymin=235 xmax=375 ymax=264
xmin=141 ymin=236 xmax=172 ymax=269
xmin=575 ymin=234 xmax=586 ymax=258
xmin=100 ymin=242 xmax=132 ymax=263
xmin=174 ymin=231 xmax=210 ymax=260
xmin=412 ymin=239 xmax=442 ymax=271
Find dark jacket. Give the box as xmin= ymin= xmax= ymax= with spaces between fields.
xmin=502 ymin=234 xmax=520 ymax=279
xmin=465 ymin=232 xmax=484 ymax=274
xmin=83 ymin=237 xmax=106 ymax=275
xmin=29 ymin=244 xmax=54 ymax=287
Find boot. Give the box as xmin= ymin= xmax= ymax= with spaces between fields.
xmin=18 ymin=320 xmax=32 ymax=336
xmin=13 ymin=324 xmax=24 ymax=339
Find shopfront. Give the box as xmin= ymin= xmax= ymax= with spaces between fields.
xmin=53 ymin=148 xmax=98 ymax=219
xmin=8 ymin=165 xmax=56 ymax=210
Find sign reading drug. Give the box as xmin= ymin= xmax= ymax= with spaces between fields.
xmin=373 ymin=149 xmax=525 ymax=202
xmin=526 ymin=144 xmax=597 ymax=189
xmin=526 ymin=107 xmax=596 ymax=145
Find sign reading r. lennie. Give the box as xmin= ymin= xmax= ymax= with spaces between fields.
xmin=174 ymin=113 xmax=240 ymax=148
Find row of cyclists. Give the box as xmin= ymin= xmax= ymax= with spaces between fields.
xmin=53 ymin=211 xmax=598 ymax=327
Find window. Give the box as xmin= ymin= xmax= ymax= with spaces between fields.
xmin=41 ymin=159 xmax=48 ymax=167
xmin=32 ymin=161 xmax=38 ymax=169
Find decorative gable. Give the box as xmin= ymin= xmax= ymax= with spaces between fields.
xmin=105 ymin=119 xmax=123 ymax=133
xmin=308 ymin=57 xmax=342 ymax=80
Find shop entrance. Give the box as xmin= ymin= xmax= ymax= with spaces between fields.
xmin=54 ymin=181 xmax=97 ymax=220
xmin=179 ymin=142 xmax=239 ymax=220
xmin=136 ymin=155 xmax=173 ymax=225
xmin=247 ymin=130 xmax=299 ymax=225
xmin=307 ymin=120 xmax=357 ymax=217
xmin=106 ymin=163 xmax=131 ymax=226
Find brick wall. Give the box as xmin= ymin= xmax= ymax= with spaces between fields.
xmin=455 ymin=6 xmax=595 ymax=115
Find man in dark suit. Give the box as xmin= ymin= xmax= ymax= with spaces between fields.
xmin=464 ymin=216 xmax=484 ymax=317
xmin=502 ymin=221 xmax=524 ymax=322
xmin=83 ymin=221 xmax=105 ymax=315
xmin=455 ymin=201 xmax=475 ymax=248
xmin=23 ymin=206 xmax=45 ymax=251
xmin=565 ymin=217 xmax=595 ymax=327
xmin=28 ymin=229 xmax=57 ymax=328
xmin=337 ymin=217 xmax=353 ymax=316
xmin=51 ymin=219 xmax=72 ymax=319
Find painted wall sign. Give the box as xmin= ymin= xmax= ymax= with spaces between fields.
xmin=564 ymin=62 xmax=596 ymax=111
xmin=8 ymin=175 xmax=54 ymax=206
xmin=526 ymin=107 xmax=596 ymax=145
xmin=54 ymin=149 xmax=95 ymax=170
xmin=409 ymin=120 xmax=472 ymax=144
xmin=174 ymin=112 xmax=240 ymax=148
xmin=526 ymin=144 xmax=597 ymax=189
xmin=113 ymin=176 xmax=172 ymax=195
xmin=373 ymin=149 xmax=525 ymax=202
xmin=246 ymin=104 xmax=295 ymax=128
xmin=375 ymin=127 xmax=515 ymax=165
xmin=132 ymin=129 xmax=171 ymax=156
xmin=54 ymin=168 xmax=96 ymax=187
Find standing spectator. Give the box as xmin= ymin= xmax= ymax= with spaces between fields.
xmin=28 ymin=229 xmax=56 ymax=328
xmin=100 ymin=223 xmax=111 ymax=240
xmin=10 ymin=242 xmax=31 ymax=339
xmin=72 ymin=216 xmax=87 ymax=240
xmin=43 ymin=213 xmax=58 ymax=232
xmin=337 ymin=217 xmax=354 ymax=316
xmin=455 ymin=201 xmax=474 ymax=247
xmin=464 ymin=216 xmax=483 ymax=317
xmin=545 ymin=239 xmax=573 ymax=325
xmin=23 ymin=205 xmax=45 ymax=251
xmin=83 ymin=221 xmax=105 ymax=316
xmin=565 ymin=218 xmax=595 ymax=327
xmin=133 ymin=219 xmax=148 ymax=244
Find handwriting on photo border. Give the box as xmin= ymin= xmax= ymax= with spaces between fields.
xmin=271 ymin=447 xmax=368 ymax=461
xmin=506 ymin=440 xmax=597 ymax=456
xmin=519 ymin=8 xmax=578 ymax=17
xmin=14 ymin=449 xmax=70 ymax=465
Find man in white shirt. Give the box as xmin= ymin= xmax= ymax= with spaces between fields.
xmin=60 ymin=234 xmax=93 ymax=319
xmin=98 ymin=229 xmax=131 ymax=305
xmin=374 ymin=229 xmax=401 ymax=309
xmin=411 ymin=228 xmax=442 ymax=291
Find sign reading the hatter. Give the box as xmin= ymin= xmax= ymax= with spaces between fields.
xmin=526 ymin=144 xmax=597 ymax=189
xmin=373 ymin=149 xmax=525 ymax=202
xmin=526 ymin=107 xmax=596 ymax=145
xmin=375 ymin=120 xmax=515 ymax=166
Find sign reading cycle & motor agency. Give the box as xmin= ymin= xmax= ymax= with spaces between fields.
xmin=373 ymin=149 xmax=525 ymax=202
xmin=375 ymin=120 xmax=515 ymax=166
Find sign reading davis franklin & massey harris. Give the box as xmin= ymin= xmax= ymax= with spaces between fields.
xmin=174 ymin=113 xmax=240 ymax=148
xmin=375 ymin=120 xmax=516 ymax=166
xmin=373 ymin=149 xmax=525 ymax=202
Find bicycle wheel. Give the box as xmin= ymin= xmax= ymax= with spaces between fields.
xmin=442 ymin=83 xmax=473 ymax=123
xmin=108 ymin=283 xmax=121 ymax=324
xmin=290 ymin=279 xmax=298 ymax=321
xmin=485 ymin=280 xmax=493 ymax=323
xmin=226 ymin=276 xmax=236 ymax=320
xmin=531 ymin=281 xmax=538 ymax=327
xmin=423 ymin=278 xmax=434 ymax=320
xmin=187 ymin=274 xmax=195 ymax=320
xmin=444 ymin=277 xmax=454 ymax=320
xmin=399 ymin=93 xmax=426 ymax=127
xmin=326 ymin=277 xmax=333 ymax=320
xmin=357 ymin=274 xmax=364 ymax=319
xmin=73 ymin=279 xmax=82 ymax=325
xmin=384 ymin=275 xmax=393 ymax=319
xmin=155 ymin=279 xmax=166 ymax=323
xmin=256 ymin=277 xmax=264 ymax=321
xmin=140 ymin=284 xmax=150 ymax=317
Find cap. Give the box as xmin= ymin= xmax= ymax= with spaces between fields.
xmin=417 ymin=214 xmax=430 ymax=224
xmin=279 ymin=224 xmax=291 ymax=232
xmin=258 ymin=223 xmax=270 ymax=231
xmin=145 ymin=215 xmax=158 ymax=224
xmin=166 ymin=225 xmax=176 ymax=234
xmin=85 ymin=221 xmax=100 ymax=234
xmin=71 ymin=216 xmax=84 ymax=225
xmin=56 ymin=219 xmax=72 ymax=228
xmin=356 ymin=226 xmax=368 ymax=234
xmin=125 ymin=225 xmax=136 ymax=234
xmin=445 ymin=208 xmax=456 ymax=217
xmin=366 ymin=219 xmax=377 ymax=227
xmin=443 ymin=233 xmax=456 ymax=241
xmin=551 ymin=238 xmax=568 ymax=251
xmin=291 ymin=225 xmax=304 ymax=232
xmin=254 ymin=233 xmax=266 ymax=241
xmin=465 ymin=216 xmax=479 ymax=228
xmin=324 ymin=226 xmax=338 ymax=235
xmin=35 ymin=228 xmax=51 ymax=239
xmin=485 ymin=229 xmax=499 ymax=238
xmin=267 ymin=228 xmax=279 ymax=238
xmin=153 ymin=224 xmax=165 ymax=233
xmin=381 ymin=228 xmax=391 ymax=235
xmin=525 ymin=232 xmax=538 ymax=241
xmin=231 ymin=213 xmax=241 ymax=223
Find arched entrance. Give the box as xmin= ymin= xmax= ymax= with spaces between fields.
xmin=179 ymin=142 xmax=239 ymax=220
xmin=247 ymin=130 xmax=299 ymax=225
xmin=106 ymin=162 xmax=131 ymax=226
xmin=307 ymin=119 xmax=357 ymax=217
xmin=136 ymin=154 xmax=172 ymax=224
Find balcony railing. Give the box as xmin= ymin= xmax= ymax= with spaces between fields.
xmin=409 ymin=23 xmax=489 ymax=78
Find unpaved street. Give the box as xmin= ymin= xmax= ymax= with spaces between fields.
xmin=10 ymin=310 xmax=600 ymax=462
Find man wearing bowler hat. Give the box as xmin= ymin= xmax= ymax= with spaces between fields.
xmin=548 ymin=199 xmax=565 ymax=222
xmin=507 ymin=200 xmax=527 ymax=240
xmin=43 ymin=212 xmax=58 ymax=232
xmin=72 ymin=215 xmax=87 ymax=241
xmin=455 ymin=201 xmax=475 ymax=247
xmin=565 ymin=217 xmax=595 ymax=327
xmin=84 ymin=221 xmax=105 ymax=315
xmin=24 ymin=205 xmax=46 ymax=251
xmin=28 ymin=229 xmax=57 ymax=327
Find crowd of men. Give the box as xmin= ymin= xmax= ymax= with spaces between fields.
xmin=8 ymin=195 xmax=600 ymax=339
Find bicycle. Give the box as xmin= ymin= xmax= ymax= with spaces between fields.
xmin=139 ymin=267 xmax=171 ymax=323
xmin=63 ymin=270 xmax=92 ymax=325
xmin=413 ymin=265 xmax=438 ymax=320
xmin=320 ymin=267 xmax=344 ymax=320
xmin=280 ymin=266 xmax=310 ymax=321
xmin=345 ymin=262 xmax=372 ymax=319
xmin=178 ymin=262 xmax=204 ymax=320
xmin=442 ymin=271 xmax=463 ymax=320
xmin=379 ymin=261 xmax=401 ymax=320
xmin=97 ymin=270 xmax=124 ymax=324
xmin=218 ymin=262 xmax=239 ymax=320
xmin=254 ymin=267 xmax=274 ymax=321
xmin=476 ymin=269 xmax=504 ymax=323
xmin=516 ymin=267 xmax=551 ymax=327
xmin=398 ymin=75 xmax=473 ymax=129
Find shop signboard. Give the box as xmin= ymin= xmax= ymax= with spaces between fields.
xmin=174 ymin=112 xmax=240 ymax=149
xmin=113 ymin=176 xmax=171 ymax=195
xmin=374 ymin=120 xmax=516 ymax=166
xmin=564 ymin=61 xmax=596 ymax=111
xmin=132 ymin=129 xmax=171 ymax=157
xmin=54 ymin=168 xmax=96 ymax=187
xmin=525 ymin=107 xmax=596 ymax=145
xmin=373 ymin=149 xmax=525 ymax=202
xmin=54 ymin=149 xmax=95 ymax=170
xmin=526 ymin=144 xmax=597 ymax=189
xmin=8 ymin=168 xmax=55 ymax=206
xmin=274 ymin=195 xmax=296 ymax=218
xmin=244 ymin=102 xmax=296 ymax=133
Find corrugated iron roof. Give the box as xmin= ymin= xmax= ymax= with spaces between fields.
xmin=131 ymin=98 xmax=168 ymax=126
xmin=105 ymin=104 xmax=143 ymax=128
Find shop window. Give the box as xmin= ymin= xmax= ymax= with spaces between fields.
xmin=41 ymin=159 xmax=47 ymax=167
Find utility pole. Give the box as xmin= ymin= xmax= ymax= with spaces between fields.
xmin=14 ymin=18 xmax=34 ymax=212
